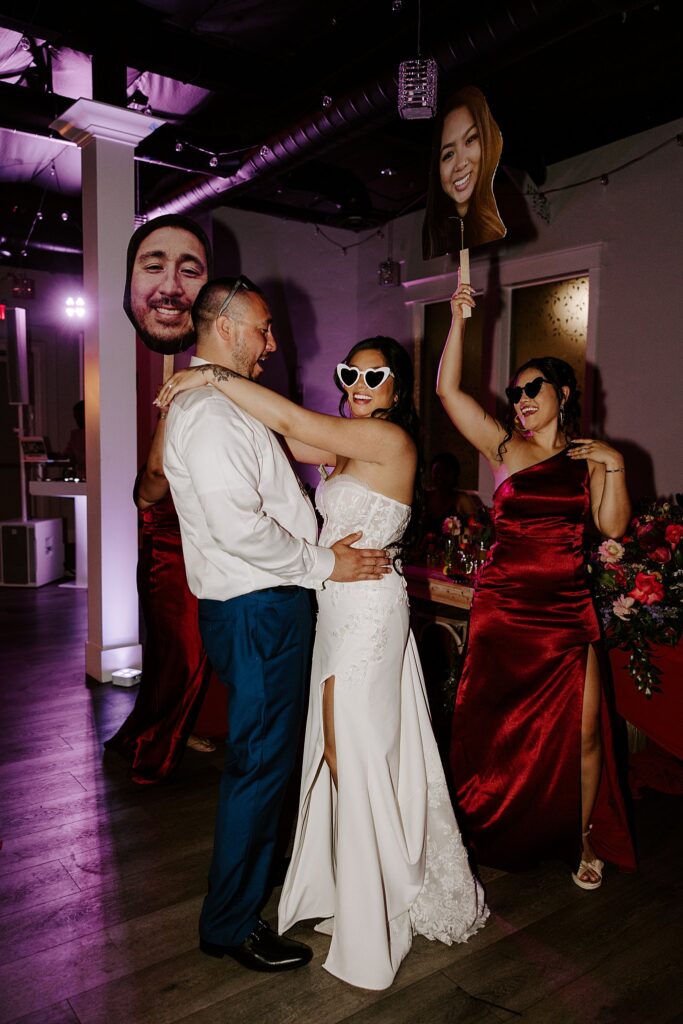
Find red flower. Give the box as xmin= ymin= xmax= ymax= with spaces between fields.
xmin=636 ymin=521 xmax=662 ymax=547
xmin=665 ymin=523 xmax=683 ymax=548
xmin=636 ymin=521 xmax=671 ymax=563
xmin=606 ymin=564 xmax=628 ymax=587
xmin=628 ymin=571 xmax=665 ymax=605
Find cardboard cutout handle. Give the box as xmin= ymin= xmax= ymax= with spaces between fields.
xmin=459 ymin=248 xmax=472 ymax=319
xmin=163 ymin=354 xmax=174 ymax=384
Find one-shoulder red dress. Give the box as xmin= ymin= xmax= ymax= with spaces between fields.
xmin=449 ymin=450 xmax=636 ymax=872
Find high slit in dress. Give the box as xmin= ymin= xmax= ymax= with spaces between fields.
xmin=278 ymin=473 xmax=488 ymax=991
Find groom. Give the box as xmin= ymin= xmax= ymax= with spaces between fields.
xmin=163 ymin=275 xmax=390 ymax=972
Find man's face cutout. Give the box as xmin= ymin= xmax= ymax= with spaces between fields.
xmin=125 ymin=220 xmax=210 ymax=354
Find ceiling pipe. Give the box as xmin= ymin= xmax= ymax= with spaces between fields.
xmin=28 ymin=240 xmax=82 ymax=254
xmin=144 ymin=0 xmax=641 ymax=221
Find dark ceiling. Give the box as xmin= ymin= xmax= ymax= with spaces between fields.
xmin=0 ymin=0 xmax=680 ymax=275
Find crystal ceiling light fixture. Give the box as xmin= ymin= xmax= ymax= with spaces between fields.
xmin=398 ymin=0 xmax=437 ymax=120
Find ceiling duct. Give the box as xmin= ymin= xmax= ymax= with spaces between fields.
xmin=144 ymin=0 xmax=640 ymax=221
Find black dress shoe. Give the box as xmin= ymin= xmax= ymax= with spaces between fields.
xmin=199 ymin=919 xmax=313 ymax=972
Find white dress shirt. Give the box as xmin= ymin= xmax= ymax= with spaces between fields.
xmin=163 ymin=358 xmax=335 ymax=601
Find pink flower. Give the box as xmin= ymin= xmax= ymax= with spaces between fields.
xmin=628 ymin=571 xmax=665 ymax=605
xmin=442 ymin=515 xmax=462 ymax=536
xmin=665 ymin=523 xmax=683 ymax=548
xmin=598 ymin=539 xmax=624 ymax=565
xmin=612 ymin=595 xmax=635 ymax=620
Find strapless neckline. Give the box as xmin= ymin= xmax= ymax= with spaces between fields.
xmin=323 ymin=471 xmax=412 ymax=510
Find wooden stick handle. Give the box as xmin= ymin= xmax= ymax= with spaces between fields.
xmin=459 ymin=248 xmax=472 ymax=319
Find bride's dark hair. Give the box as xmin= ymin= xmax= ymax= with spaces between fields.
xmin=335 ymin=336 xmax=420 ymax=441
xmin=334 ymin=335 xmax=424 ymax=564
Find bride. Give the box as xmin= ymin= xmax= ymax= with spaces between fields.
xmin=159 ymin=332 xmax=488 ymax=990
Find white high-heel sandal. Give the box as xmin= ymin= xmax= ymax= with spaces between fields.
xmin=572 ymin=826 xmax=604 ymax=890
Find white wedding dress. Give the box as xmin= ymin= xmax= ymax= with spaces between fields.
xmin=277 ymin=473 xmax=489 ymax=990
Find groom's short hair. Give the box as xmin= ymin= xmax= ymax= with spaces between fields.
xmin=192 ymin=276 xmax=264 ymax=332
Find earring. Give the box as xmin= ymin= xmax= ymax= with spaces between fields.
xmin=559 ymin=404 xmax=565 ymax=427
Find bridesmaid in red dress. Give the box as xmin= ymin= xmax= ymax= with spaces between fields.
xmin=104 ymin=414 xmax=226 ymax=783
xmin=436 ymin=281 xmax=636 ymax=888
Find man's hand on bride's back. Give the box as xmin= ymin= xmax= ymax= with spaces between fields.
xmin=328 ymin=532 xmax=392 ymax=582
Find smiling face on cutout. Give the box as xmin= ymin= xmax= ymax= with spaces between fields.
xmin=340 ymin=347 xmax=397 ymax=419
xmin=439 ymin=105 xmax=481 ymax=218
xmin=130 ymin=225 xmax=208 ymax=353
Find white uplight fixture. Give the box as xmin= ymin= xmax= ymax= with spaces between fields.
xmin=65 ymin=295 xmax=86 ymax=319
xmin=111 ymin=668 xmax=142 ymax=688
xmin=398 ymin=0 xmax=437 ymax=120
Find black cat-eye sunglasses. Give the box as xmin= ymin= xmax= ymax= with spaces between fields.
xmin=505 ymin=376 xmax=552 ymax=405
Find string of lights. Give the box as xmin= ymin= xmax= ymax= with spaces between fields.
xmin=313 ymin=189 xmax=428 ymax=256
xmin=525 ymin=131 xmax=681 ymax=224
xmin=538 ymin=132 xmax=681 ymax=196
xmin=173 ymin=138 xmax=271 ymax=168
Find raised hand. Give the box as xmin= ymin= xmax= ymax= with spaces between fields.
xmin=329 ymin=531 xmax=392 ymax=582
xmin=450 ymin=281 xmax=476 ymax=320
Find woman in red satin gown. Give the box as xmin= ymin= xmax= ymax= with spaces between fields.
xmin=104 ymin=416 xmax=226 ymax=784
xmin=436 ymin=282 xmax=636 ymax=887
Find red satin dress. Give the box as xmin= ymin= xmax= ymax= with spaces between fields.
xmin=104 ymin=492 xmax=226 ymax=784
xmin=450 ymin=450 xmax=636 ymax=872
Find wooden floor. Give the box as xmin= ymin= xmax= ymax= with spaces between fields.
xmin=1 ymin=583 xmax=682 ymax=1024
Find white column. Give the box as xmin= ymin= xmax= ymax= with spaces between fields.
xmin=51 ymin=100 xmax=165 ymax=681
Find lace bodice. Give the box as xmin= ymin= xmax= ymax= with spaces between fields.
xmin=316 ymin=473 xmax=411 ymax=550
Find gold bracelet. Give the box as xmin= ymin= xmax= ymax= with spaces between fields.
xmin=605 ymin=467 xmax=624 ymax=473
xmin=158 ymin=409 xmax=168 ymax=421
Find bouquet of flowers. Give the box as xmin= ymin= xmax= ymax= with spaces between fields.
xmin=442 ymin=506 xmax=494 ymax=578
xmin=588 ymin=496 xmax=683 ymax=697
